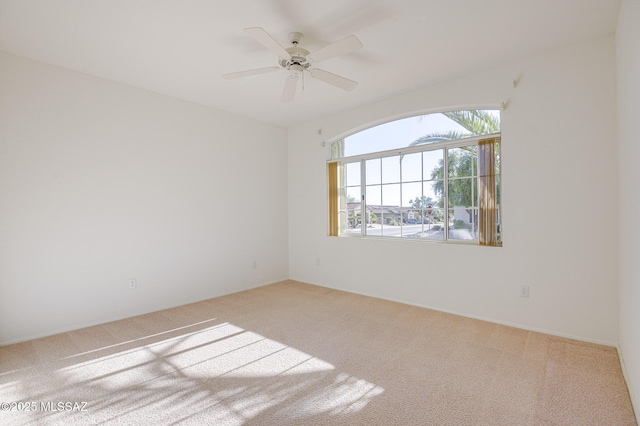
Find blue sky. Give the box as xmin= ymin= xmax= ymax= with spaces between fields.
xmin=342 ymin=113 xmax=467 ymax=157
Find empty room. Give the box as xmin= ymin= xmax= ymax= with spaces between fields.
xmin=1 ymin=0 xmax=639 ymax=424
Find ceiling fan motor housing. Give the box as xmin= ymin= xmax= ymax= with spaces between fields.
xmin=280 ymin=44 xmax=311 ymax=71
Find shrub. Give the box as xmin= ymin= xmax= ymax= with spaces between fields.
xmin=454 ymin=219 xmax=466 ymax=229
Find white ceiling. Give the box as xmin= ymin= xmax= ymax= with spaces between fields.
xmin=0 ymin=0 xmax=621 ymax=127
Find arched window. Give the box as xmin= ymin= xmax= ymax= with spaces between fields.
xmin=328 ymin=110 xmax=501 ymax=245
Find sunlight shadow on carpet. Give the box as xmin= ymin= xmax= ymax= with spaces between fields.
xmin=0 ymin=316 xmax=384 ymax=425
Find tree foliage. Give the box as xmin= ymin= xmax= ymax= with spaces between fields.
xmin=408 ymin=131 xmax=466 ymax=148
xmin=441 ymin=110 xmax=500 ymax=135
xmin=409 ymin=196 xmax=435 ymax=210
xmin=430 ymin=148 xmax=477 ymax=208
xmin=410 ymin=110 xmax=499 ymax=208
xmin=409 ymin=195 xmax=444 ymax=221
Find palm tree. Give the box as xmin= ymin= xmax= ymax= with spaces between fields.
xmin=408 ymin=110 xmax=500 ymax=148
xmin=410 ymin=110 xmax=500 ymax=213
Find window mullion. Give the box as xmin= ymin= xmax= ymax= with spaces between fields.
xmin=421 ymin=152 xmax=424 ymax=236
xmin=399 ymin=155 xmax=403 ymax=236
xmin=379 ymin=159 xmax=383 ymax=233
xmin=360 ymin=159 xmax=366 ymax=236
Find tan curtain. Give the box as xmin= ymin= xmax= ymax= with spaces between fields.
xmin=478 ymin=138 xmax=498 ymax=246
xmin=328 ymin=162 xmax=339 ymax=236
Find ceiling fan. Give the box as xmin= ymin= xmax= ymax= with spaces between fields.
xmin=222 ymin=27 xmax=362 ymax=102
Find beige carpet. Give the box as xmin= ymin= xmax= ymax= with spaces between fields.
xmin=0 ymin=280 xmax=636 ymax=425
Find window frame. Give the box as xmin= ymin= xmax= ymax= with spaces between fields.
xmin=328 ymin=133 xmax=501 ymax=246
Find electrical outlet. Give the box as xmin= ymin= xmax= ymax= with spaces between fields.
xmin=520 ymin=285 xmax=529 ymax=298
xmin=252 ymin=260 xmax=257 ymax=269
xmin=129 ymin=279 xmax=137 ymax=289
xmin=316 ymin=258 xmax=321 ymax=266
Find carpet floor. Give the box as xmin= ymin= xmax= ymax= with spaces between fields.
xmin=0 ymin=280 xmax=636 ymax=425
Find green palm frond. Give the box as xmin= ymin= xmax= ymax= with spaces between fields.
xmin=442 ymin=110 xmax=500 ymax=135
xmin=408 ymin=130 xmax=469 ymax=147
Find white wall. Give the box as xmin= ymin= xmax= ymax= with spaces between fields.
xmin=289 ymin=35 xmax=619 ymax=345
xmin=617 ymin=0 xmax=640 ymax=414
xmin=0 ymin=51 xmax=289 ymax=345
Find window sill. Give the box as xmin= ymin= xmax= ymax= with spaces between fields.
xmin=333 ymin=234 xmax=502 ymax=247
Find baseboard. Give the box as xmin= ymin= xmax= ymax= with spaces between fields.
xmin=422 ymin=305 xmax=618 ymax=347
xmin=618 ymin=345 xmax=640 ymax=421
xmin=297 ymin=278 xmax=618 ymax=347
xmin=0 ymin=278 xmax=288 ymax=347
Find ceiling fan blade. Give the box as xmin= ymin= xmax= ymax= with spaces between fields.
xmin=244 ymin=27 xmax=291 ymax=59
xmin=307 ymin=35 xmax=362 ymax=63
xmin=222 ymin=67 xmax=281 ymax=80
xmin=281 ymin=73 xmax=299 ymax=102
xmin=310 ymin=68 xmax=358 ymax=91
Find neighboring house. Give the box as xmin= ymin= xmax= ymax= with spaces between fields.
xmin=347 ymin=202 xmax=421 ymax=226
xmin=453 ymin=206 xmax=476 ymax=225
